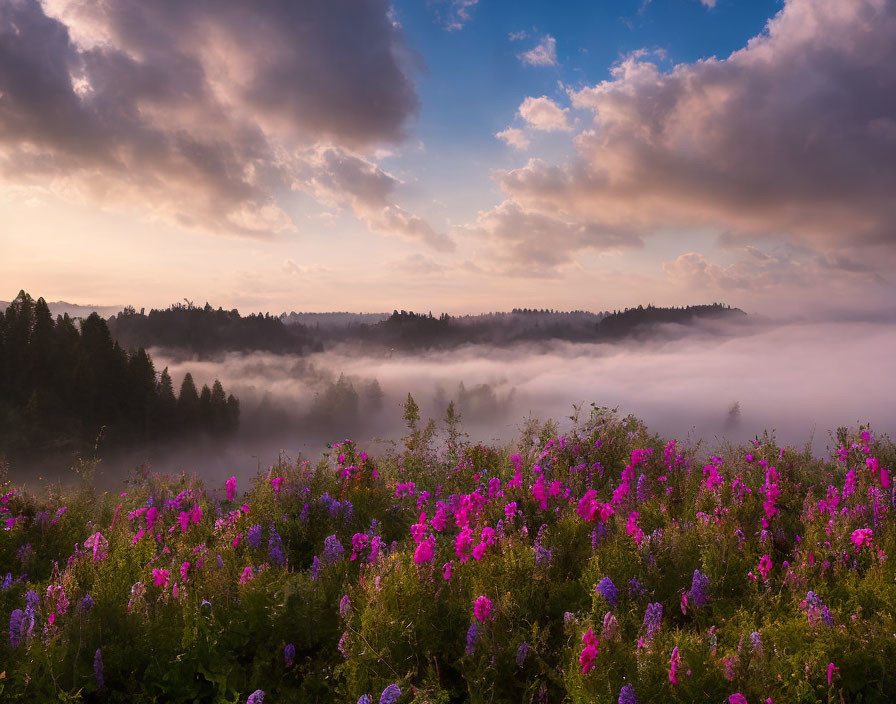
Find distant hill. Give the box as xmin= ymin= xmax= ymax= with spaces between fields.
xmin=0 ymin=299 xmax=124 ymax=319
xmin=97 ymin=299 xmax=746 ymax=356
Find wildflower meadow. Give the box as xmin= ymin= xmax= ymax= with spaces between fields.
xmin=2 ymin=404 xmax=895 ymax=703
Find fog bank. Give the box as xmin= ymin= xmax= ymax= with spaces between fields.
xmin=87 ymin=318 xmax=893 ymax=485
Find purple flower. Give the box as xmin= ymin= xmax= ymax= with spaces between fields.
xmin=1 ymin=573 xmax=11 ymax=590
xmin=636 ymin=473 xmax=649 ymax=503
xmin=379 ymin=683 xmax=401 ymax=704
xmin=340 ymin=594 xmax=351 ymax=619
xmin=310 ymin=555 xmax=321 ymax=580
xmin=9 ymin=609 xmax=23 ymax=647
xmin=688 ymin=570 xmax=710 ymax=608
xmin=358 ymin=697 xmax=372 ymax=704
xmin=323 ymin=535 xmax=344 ymax=565
xmin=94 ymin=648 xmax=104 ymax=690
xmin=247 ymin=690 xmax=264 ymax=704
xmin=268 ymin=528 xmax=285 ymax=565
xmin=597 ymin=577 xmax=619 ymax=608
xmin=465 ymin=623 xmax=479 ymax=654
xmin=284 ymin=643 xmax=295 ymax=667
xmin=750 ymin=631 xmax=762 ymax=655
xmin=516 ymin=641 xmax=529 ymax=667
xmin=628 ymin=578 xmax=645 ymax=599
xmin=25 ymin=590 xmax=39 ymax=610
xmin=247 ymin=524 xmax=263 ymax=549
xmin=534 ymin=524 xmax=552 ymax=566
xmin=81 ymin=594 xmax=95 ymax=611
xmin=644 ymin=603 xmax=663 ymax=641
xmin=619 ymin=684 xmax=637 ymax=704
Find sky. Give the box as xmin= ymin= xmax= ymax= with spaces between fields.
xmin=1 ymin=0 xmax=894 ymax=316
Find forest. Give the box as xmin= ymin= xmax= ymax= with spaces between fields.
xmin=105 ymin=301 xmax=746 ymax=357
xmin=0 ymin=292 xmax=239 ymax=461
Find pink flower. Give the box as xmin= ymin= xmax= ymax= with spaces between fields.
xmin=827 ymin=662 xmax=839 ymax=685
xmin=472 ymin=542 xmax=488 ymax=560
xmin=729 ymin=695 xmax=747 ymax=704
xmin=579 ymin=629 xmax=599 ymax=674
xmin=239 ymin=566 xmax=254 ymax=584
xmin=152 ymin=568 xmax=170 ymax=588
xmin=225 ymin=476 xmax=237 ymax=501
xmin=455 ymin=528 xmax=474 ymax=563
xmin=191 ymin=503 xmax=202 ymax=525
xmin=413 ymin=537 xmax=435 ymax=564
xmin=504 ymin=501 xmax=518 ymax=521
xmin=669 ymin=646 xmax=681 ymax=685
xmin=271 ymin=477 xmax=284 ymax=493
xmin=757 ymin=554 xmax=773 ymax=581
xmin=473 ymin=595 xmax=493 ymax=622
xmin=851 ymin=528 xmax=873 ymax=550
xmin=442 ymin=561 xmax=453 ymax=580
xmin=180 ymin=561 xmax=190 ymax=582
xmin=626 ymin=512 xmax=644 ymax=547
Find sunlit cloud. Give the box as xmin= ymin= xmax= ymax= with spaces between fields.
xmin=519 ymin=34 xmax=558 ymax=67
xmin=479 ymin=0 xmax=896 ymax=289
xmin=0 ymin=0 xmax=444 ymax=247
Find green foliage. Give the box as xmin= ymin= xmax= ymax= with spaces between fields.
xmin=1 ymin=411 xmax=895 ymax=702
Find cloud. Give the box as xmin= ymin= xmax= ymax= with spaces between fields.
xmin=519 ymin=34 xmax=557 ymax=67
xmin=296 ymin=147 xmax=453 ymax=250
xmin=471 ymin=199 xmax=643 ymax=273
xmin=434 ymin=0 xmax=479 ymax=31
xmin=0 ymin=0 xmax=441 ymax=244
xmin=482 ymin=0 xmax=896 ymax=271
xmin=495 ymin=128 xmax=531 ymax=150
xmin=386 ymin=253 xmax=447 ymax=275
xmin=700 ymin=0 xmax=717 ymax=8
xmin=518 ymin=96 xmax=570 ymax=131
xmin=662 ymin=245 xmax=891 ymax=313
xmin=509 ymin=30 xmax=528 ymax=41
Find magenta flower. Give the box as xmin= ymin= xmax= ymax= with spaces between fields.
xmin=851 ymin=528 xmax=873 ymax=550
xmin=225 ymin=476 xmax=237 ymax=501
xmin=669 ymin=646 xmax=681 ymax=685
xmin=504 ymin=501 xmax=518 ymax=521
xmin=626 ymin=512 xmax=644 ymax=547
xmin=473 ymin=595 xmax=493 ymax=622
xmin=413 ymin=536 xmax=435 ymax=564
xmin=271 ymin=477 xmax=284 ymax=493
xmin=442 ymin=561 xmax=453 ymax=580
xmin=180 ymin=561 xmax=190 ymax=582
xmin=152 ymin=568 xmax=170 ymax=588
xmin=728 ymin=695 xmax=747 ymax=704
xmin=757 ymin=554 xmax=773 ymax=581
xmin=827 ymin=661 xmax=839 ymax=685
xmin=455 ymin=528 xmax=474 ymax=563
xmin=579 ymin=628 xmax=599 ymax=674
